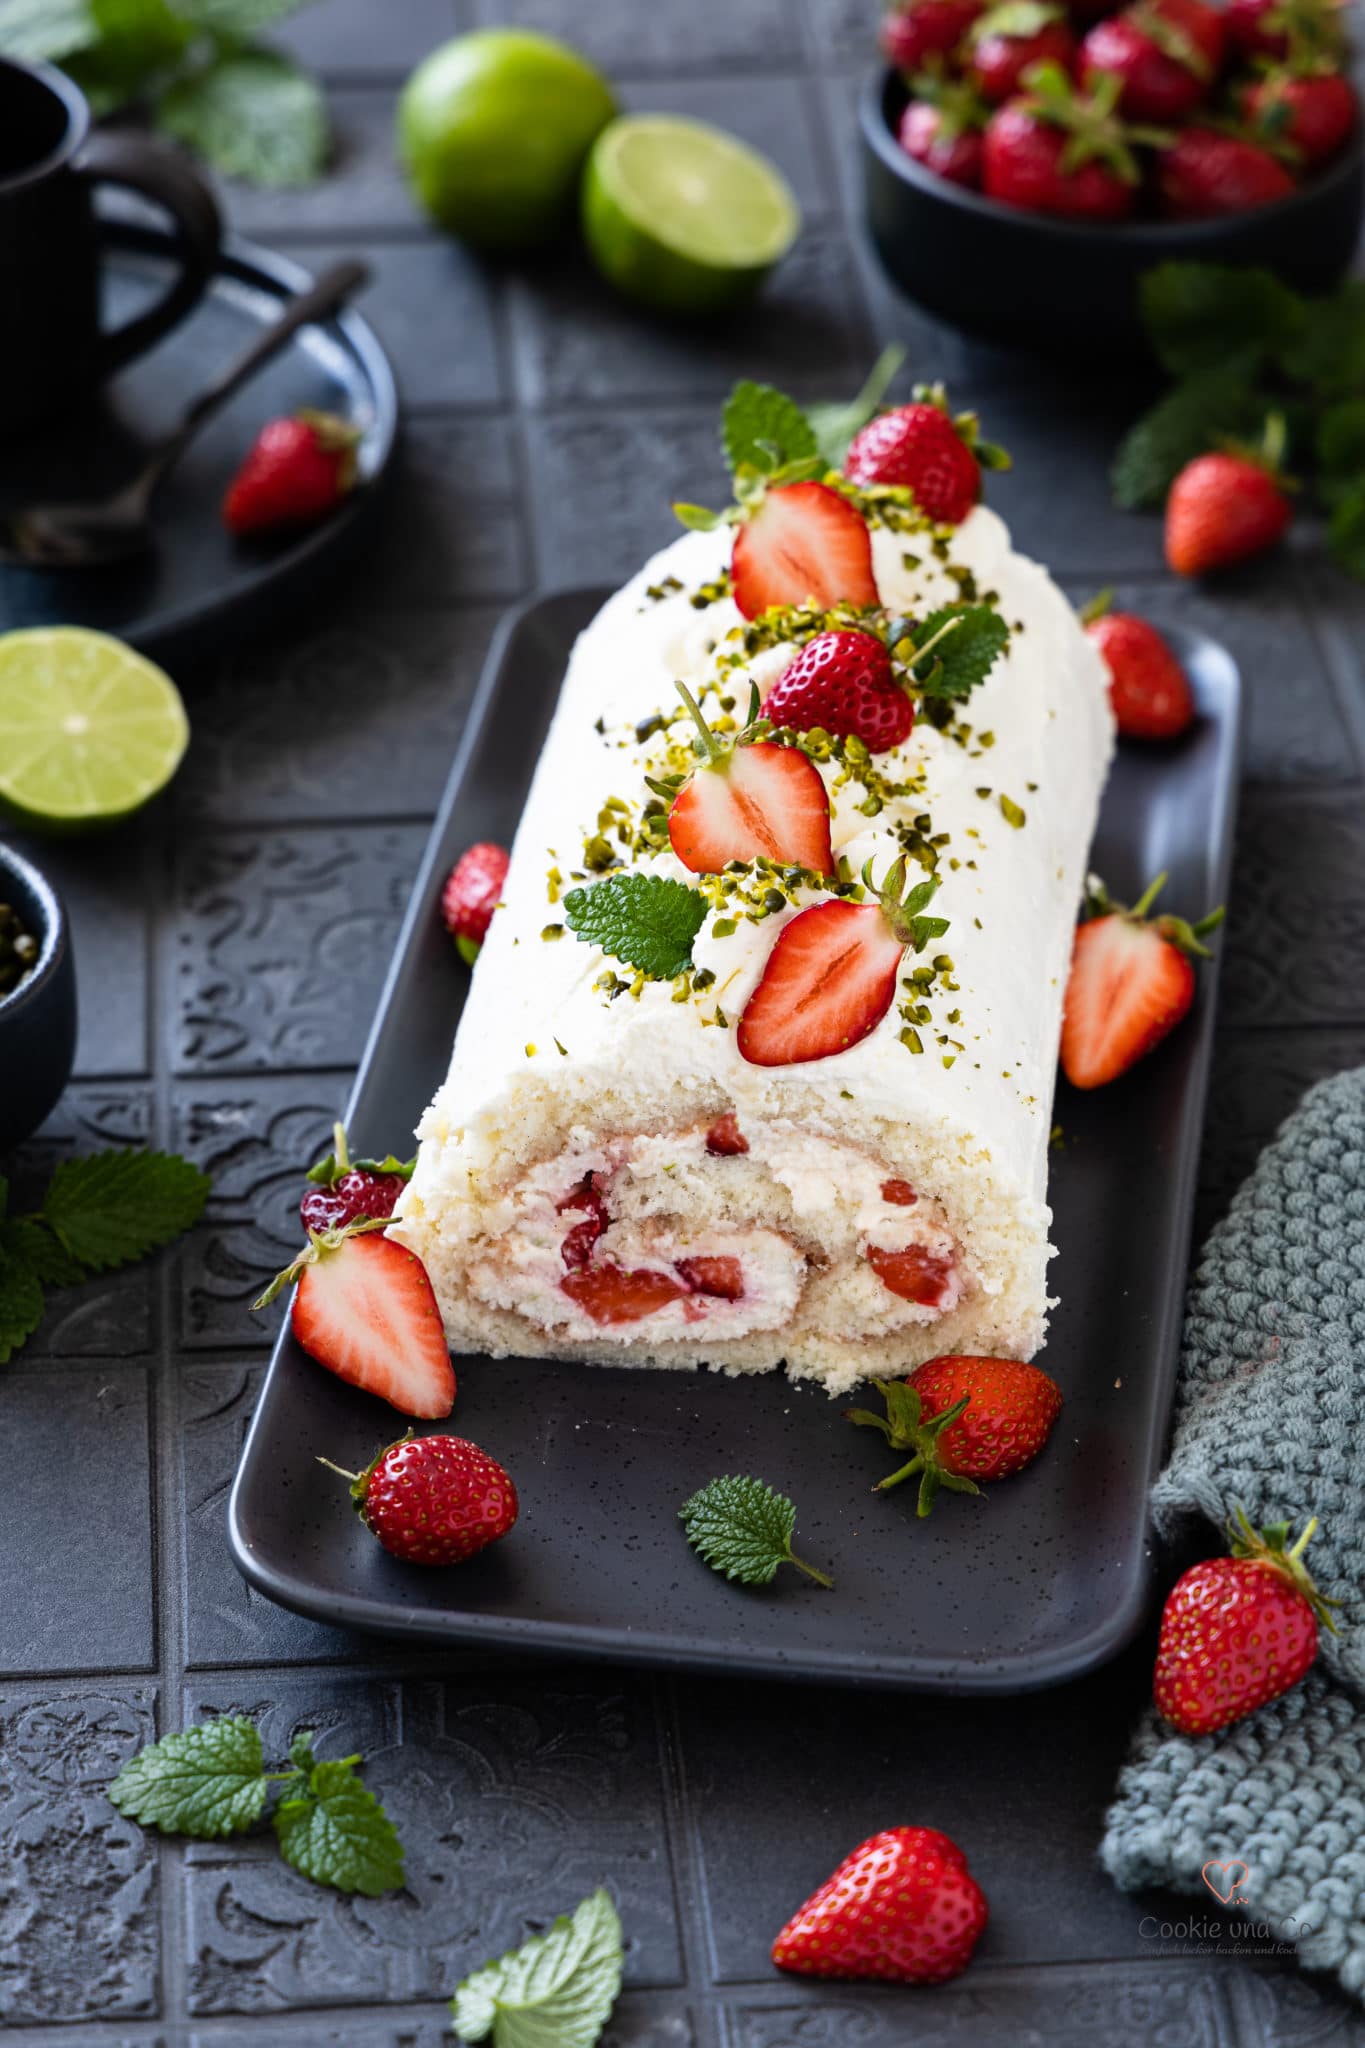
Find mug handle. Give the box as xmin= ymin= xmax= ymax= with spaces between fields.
xmin=76 ymin=131 xmax=223 ymax=375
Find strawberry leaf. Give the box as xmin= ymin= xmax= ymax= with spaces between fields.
xmin=109 ymin=1716 xmax=269 ymax=1839
xmin=451 ymin=1888 xmax=625 ymax=2048
xmin=679 ymin=1474 xmax=832 ymax=1587
xmin=563 ymin=873 xmax=707 ymax=981
xmin=722 ymin=381 xmax=818 ymax=480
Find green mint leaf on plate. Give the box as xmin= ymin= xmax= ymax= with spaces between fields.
xmin=563 ymin=872 xmax=707 ymax=980
xmin=1111 ymin=372 xmax=1265 ymax=511
xmin=722 ymin=380 xmax=818 ymax=480
xmin=0 ymin=0 xmax=94 ymax=62
xmin=158 ymin=48 xmax=327 ymax=185
xmin=1328 ymin=485 xmax=1365 ymax=583
xmin=805 ymin=345 xmax=905 ymax=470
xmin=43 ymin=1149 xmax=210 ymax=1273
xmin=679 ymin=1474 xmax=833 ymax=1588
xmin=908 ymin=604 xmax=1009 ymax=700
xmin=451 ymin=1887 xmax=625 ymax=2048
xmin=273 ymin=1754 xmax=405 ymax=1896
xmin=109 ymin=1716 xmax=269 ymax=1838
xmin=1139 ymin=262 xmax=1304 ymax=379
xmin=0 ymin=1236 xmax=44 ymax=1368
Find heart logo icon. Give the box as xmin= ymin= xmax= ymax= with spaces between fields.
xmin=1201 ymin=1859 xmax=1251 ymax=1904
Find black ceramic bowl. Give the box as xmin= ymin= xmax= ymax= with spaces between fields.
xmin=862 ymin=65 xmax=1365 ymax=355
xmin=0 ymin=843 xmax=76 ymax=1156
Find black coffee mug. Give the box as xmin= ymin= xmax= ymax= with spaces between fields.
xmin=0 ymin=56 xmax=222 ymax=440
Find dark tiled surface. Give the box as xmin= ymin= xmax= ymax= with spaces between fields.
xmin=3 ymin=0 xmax=1365 ymax=2041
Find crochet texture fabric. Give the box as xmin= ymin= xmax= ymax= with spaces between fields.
xmin=1101 ymin=1066 xmax=1365 ymax=1997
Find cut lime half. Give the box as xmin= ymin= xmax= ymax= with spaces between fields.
xmin=0 ymin=628 xmax=189 ymax=830
xmin=582 ymin=114 xmax=801 ymax=316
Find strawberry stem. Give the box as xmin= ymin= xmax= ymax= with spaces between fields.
xmin=332 ymin=1122 xmax=350 ymax=1172
xmin=316 ymin=1455 xmax=362 ymax=1483
xmin=1079 ymin=588 xmax=1113 ymax=626
xmin=1129 ymin=871 xmax=1168 ymax=920
xmin=675 ymin=681 xmax=727 ymax=765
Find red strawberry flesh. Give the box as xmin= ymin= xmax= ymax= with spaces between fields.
xmin=669 ymin=740 xmax=834 ymax=874
xmin=881 ymin=1178 xmax=919 ymax=1205
xmin=561 ymin=1264 xmax=690 ymax=1324
xmin=676 ymin=1254 xmax=745 ymax=1300
xmin=442 ymin=841 xmax=510 ymax=949
xmin=731 ymin=482 xmax=878 ymax=620
xmin=737 ymin=899 xmax=903 ymax=1067
xmin=706 ymin=1112 xmax=749 ymax=1155
xmin=1060 ymin=913 xmax=1195 ymax=1089
xmin=867 ymin=1242 xmax=957 ymax=1306
xmin=291 ymin=1233 xmax=455 ymax=1418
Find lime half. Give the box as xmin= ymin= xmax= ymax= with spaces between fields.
xmin=0 ymin=628 xmax=189 ymax=830
xmin=582 ymin=115 xmax=800 ymax=316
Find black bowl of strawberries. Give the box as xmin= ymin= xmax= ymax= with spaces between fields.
xmin=861 ymin=0 xmax=1364 ymax=353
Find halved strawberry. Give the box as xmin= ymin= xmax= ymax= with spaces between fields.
xmin=1060 ymin=874 xmax=1222 ymax=1089
xmin=667 ymin=683 xmax=834 ymax=874
xmin=255 ymin=1223 xmax=455 ymax=1419
xmin=731 ymin=482 xmax=878 ymax=621
xmin=676 ymin=1254 xmax=745 ymax=1299
xmin=561 ymin=1264 xmax=689 ymax=1324
xmin=866 ymin=1243 xmax=956 ymax=1306
xmin=737 ymin=858 xmax=947 ymax=1067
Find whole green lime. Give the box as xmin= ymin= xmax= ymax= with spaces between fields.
xmin=397 ymin=29 xmax=617 ymax=250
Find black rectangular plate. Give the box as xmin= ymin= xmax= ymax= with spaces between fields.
xmin=229 ymin=589 xmax=1242 ymax=1693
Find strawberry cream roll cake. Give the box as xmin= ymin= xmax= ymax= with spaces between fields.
xmin=391 ymin=385 xmax=1115 ymax=1394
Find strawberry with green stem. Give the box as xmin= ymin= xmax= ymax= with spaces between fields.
xmin=737 ymin=855 xmax=949 ymax=1067
xmin=898 ymin=74 xmax=991 ymax=187
xmin=847 ymin=1358 xmax=1062 ymax=1515
xmin=1154 ymin=1506 xmax=1340 ymax=1735
xmin=1242 ymin=67 xmax=1359 ymax=169
xmin=662 ymin=680 xmax=835 ymax=876
xmin=1164 ymin=413 xmax=1296 ymax=572
xmin=969 ymin=2 xmax=1077 ymax=104
xmin=299 ymin=1122 xmax=414 ymax=1235
xmin=983 ymin=64 xmax=1169 ymax=220
xmin=319 ymin=1430 xmax=517 ymax=1566
xmin=843 ymin=382 xmax=1010 ymax=524
xmin=1080 ymin=0 xmax=1225 ymax=123
xmin=1060 ymin=871 xmax=1223 ymax=1089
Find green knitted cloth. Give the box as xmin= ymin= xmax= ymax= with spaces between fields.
xmin=1101 ymin=1067 xmax=1365 ymax=1997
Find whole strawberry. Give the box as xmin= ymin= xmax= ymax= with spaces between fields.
xmin=1154 ymin=1507 xmax=1339 ymax=1736
xmin=898 ymin=78 xmax=990 ymax=186
xmin=844 ymin=386 xmax=1008 ymax=524
xmin=763 ymin=629 xmax=914 ymax=753
xmin=1165 ymin=429 xmax=1294 ymax=576
xmin=881 ymin=0 xmax=983 ymax=69
xmin=847 ymin=1360 xmax=1062 ymax=1514
xmin=982 ymin=65 xmax=1144 ymax=220
xmin=1243 ymin=69 xmax=1358 ymax=168
xmin=772 ymin=1826 xmax=988 ymax=1984
xmin=970 ymin=0 xmax=1077 ymax=103
xmin=441 ymin=840 xmax=510 ymax=963
xmin=1080 ymin=0 xmax=1225 ymax=122
xmin=1081 ymin=593 xmax=1195 ymax=740
xmin=1060 ymin=873 xmax=1222 ymax=1089
xmin=1158 ymin=127 xmax=1296 ymax=219
xmin=223 ymin=409 xmax=359 ymax=536
xmin=1226 ymin=0 xmax=1347 ymax=64
xmin=299 ymin=1121 xmax=414 ymax=1234
xmin=322 ymin=1431 xmax=518 ymax=1566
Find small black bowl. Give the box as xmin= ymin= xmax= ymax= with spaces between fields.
xmin=0 ymin=843 xmax=77 ymax=1156
xmin=861 ymin=64 xmax=1365 ymax=356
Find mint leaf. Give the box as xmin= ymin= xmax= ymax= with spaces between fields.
xmin=451 ymin=1887 xmax=625 ymax=2048
xmin=158 ymin=48 xmax=327 ymax=184
xmin=1317 ymin=398 xmax=1365 ymax=483
xmin=42 ymin=1149 xmax=210 ymax=1273
xmin=722 ymin=381 xmax=818 ymax=479
xmin=0 ymin=0 xmax=93 ymax=60
xmin=1280 ymin=279 xmax=1365 ymax=396
xmin=1140 ymin=262 xmax=1304 ymax=379
xmin=679 ymin=1474 xmax=832 ymax=1588
xmin=0 ymin=1237 xmax=44 ymax=1368
xmin=69 ymin=0 xmax=191 ymax=110
xmin=1111 ymin=372 xmax=1265 ymax=511
xmin=109 ymin=1717 xmax=269 ymax=1838
xmin=806 ymin=345 xmax=905 ymax=470
xmin=1329 ymin=486 xmax=1365 ymax=583
xmin=563 ymin=873 xmax=707 ymax=981
xmin=272 ymin=1755 xmax=405 ymax=1896
xmin=910 ymin=604 xmax=1009 ymax=700
xmin=0 ymin=1216 xmax=85 ymax=1289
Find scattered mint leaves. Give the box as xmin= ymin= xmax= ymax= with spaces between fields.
xmin=273 ymin=1754 xmax=405 ymax=1897
xmin=563 ymin=873 xmax=707 ymax=981
xmin=1111 ymin=370 xmax=1265 ymax=511
xmin=159 ymin=47 xmax=326 ymax=185
xmin=722 ymin=380 xmax=818 ymax=479
xmin=1139 ymin=262 xmax=1305 ymax=379
xmin=0 ymin=1147 xmax=209 ymax=1368
xmin=679 ymin=1474 xmax=833 ymax=1588
xmin=110 ymin=1716 xmax=270 ymax=1838
xmin=109 ymin=1716 xmax=405 ymax=1895
xmin=42 ymin=1148 xmax=210 ymax=1272
xmin=0 ymin=0 xmax=330 ymax=185
xmin=906 ymin=604 xmax=1010 ymax=701
xmin=452 ymin=1887 xmax=625 ymax=2048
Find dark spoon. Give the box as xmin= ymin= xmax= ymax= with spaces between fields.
xmin=0 ymin=257 xmax=371 ymax=571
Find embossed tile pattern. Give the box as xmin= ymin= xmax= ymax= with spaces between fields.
xmin=3 ymin=0 xmax=1365 ymax=2038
